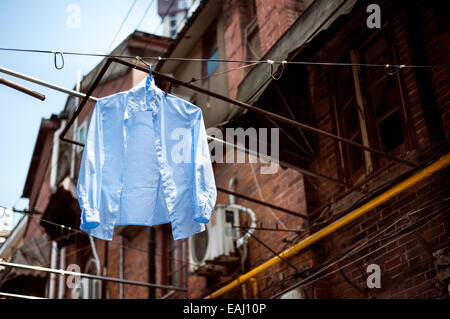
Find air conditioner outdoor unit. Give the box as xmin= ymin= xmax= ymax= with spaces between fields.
xmin=71 ymin=278 xmax=101 ymax=299
xmin=189 ymin=205 xmax=241 ymax=273
xmin=280 ymin=288 xmax=306 ymax=299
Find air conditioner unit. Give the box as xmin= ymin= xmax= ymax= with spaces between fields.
xmin=71 ymin=278 xmax=101 ymax=299
xmin=280 ymin=288 xmax=306 ymax=299
xmin=189 ymin=205 xmax=241 ymax=273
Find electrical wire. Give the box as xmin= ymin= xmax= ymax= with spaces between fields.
xmin=0 ymin=204 xmax=204 ymax=270
xmin=1 ymin=47 xmax=449 ymax=69
xmin=104 ymin=0 xmax=138 ymax=55
xmin=135 ymin=0 xmax=156 ymax=31
xmin=268 ymin=198 xmax=450 ymax=298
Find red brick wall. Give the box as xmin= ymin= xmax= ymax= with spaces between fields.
xmin=292 ymin=1 xmax=450 ymax=299
xmin=24 ymin=127 xmax=56 ymax=242
xmin=255 ymin=0 xmax=312 ymax=57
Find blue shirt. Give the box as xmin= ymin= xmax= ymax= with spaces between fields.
xmin=77 ymin=76 xmax=217 ymax=241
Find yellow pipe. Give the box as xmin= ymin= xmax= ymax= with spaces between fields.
xmin=249 ymin=278 xmax=259 ymax=299
xmin=205 ymin=152 xmax=450 ymax=299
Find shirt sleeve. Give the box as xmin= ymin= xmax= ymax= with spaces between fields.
xmin=76 ymin=101 xmax=104 ymax=229
xmin=191 ymin=108 xmax=217 ymax=223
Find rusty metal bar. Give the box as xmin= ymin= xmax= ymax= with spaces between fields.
xmin=0 ymin=77 xmax=45 ymax=101
xmin=59 ymin=57 xmax=351 ymax=189
xmin=272 ymin=82 xmax=315 ymax=156
xmin=60 ymin=58 xmax=113 ymax=144
xmin=109 ymin=58 xmax=416 ymax=168
xmin=0 ymin=260 xmax=187 ymax=292
xmin=217 ymin=187 xmax=307 ymax=219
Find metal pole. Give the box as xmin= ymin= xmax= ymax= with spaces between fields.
xmin=60 ymin=58 xmax=113 ymax=145
xmin=48 ymin=241 xmax=57 ymax=299
xmin=58 ymin=246 xmax=66 ymax=299
xmin=0 ymin=77 xmax=45 ymax=100
xmin=0 ymin=292 xmax=47 ymax=300
xmin=119 ymin=235 xmax=124 ymax=299
xmin=111 ymin=58 xmax=416 ymax=168
xmin=3 ymin=58 xmax=348 ymax=188
xmin=0 ymin=260 xmax=187 ymax=292
xmin=217 ymin=187 xmax=307 ymax=219
xmin=0 ymin=66 xmax=98 ymax=101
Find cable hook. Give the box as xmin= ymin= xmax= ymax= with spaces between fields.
xmin=53 ymin=51 xmax=64 ymax=70
xmin=384 ymin=63 xmax=402 ymax=76
xmin=269 ymin=60 xmax=287 ymax=80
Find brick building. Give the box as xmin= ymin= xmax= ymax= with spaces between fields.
xmin=1 ymin=0 xmax=449 ymax=299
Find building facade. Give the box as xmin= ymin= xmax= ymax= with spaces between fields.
xmin=1 ymin=0 xmax=449 ymax=299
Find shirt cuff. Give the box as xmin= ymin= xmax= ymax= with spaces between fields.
xmin=81 ymin=208 xmax=100 ymax=229
xmin=193 ymin=190 xmax=216 ymax=223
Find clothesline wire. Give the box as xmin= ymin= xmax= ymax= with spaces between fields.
xmin=1 ymin=47 xmax=449 ymax=69
xmin=0 ymin=205 xmax=210 ymax=270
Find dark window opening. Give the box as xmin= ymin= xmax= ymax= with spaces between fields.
xmin=358 ymin=29 xmax=408 ymax=156
xmin=203 ymin=27 xmax=218 ymax=77
xmin=332 ymin=63 xmax=365 ymax=178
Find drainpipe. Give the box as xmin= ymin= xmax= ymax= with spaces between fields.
xmin=88 ymin=236 xmax=101 ymax=276
xmin=48 ymin=241 xmax=57 ymax=299
xmin=119 ymin=235 xmax=124 ymax=299
xmin=229 ymin=177 xmax=247 ymax=298
xmin=229 ymin=176 xmax=238 ymax=205
xmin=57 ymin=247 xmax=66 ymax=299
xmin=249 ymin=278 xmax=259 ymax=299
xmin=205 ymin=152 xmax=450 ymax=299
xmin=148 ymin=228 xmax=156 ymax=299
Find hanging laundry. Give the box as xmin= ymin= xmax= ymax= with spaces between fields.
xmin=77 ymin=76 xmax=217 ymax=241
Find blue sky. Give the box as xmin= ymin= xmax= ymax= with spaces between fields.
xmin=0 ymin=0 xmax=162 ymax=214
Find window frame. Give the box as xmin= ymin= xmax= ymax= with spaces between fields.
xmin=355 ymin=25 xmax=414 ymax=168
xmin=202 ymin=25 xmax=219 ymax=78
xmin=330 ymin=24 xmax=414 ymax=182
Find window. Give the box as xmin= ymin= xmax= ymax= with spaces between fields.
xmin=358 ymin=30 xmax=407 ymax=154
xmin=203 ymin=27 xmax=218 ymax=77
xmin=331 ymin=27 xmax=410 ymax=180
xmin=332 ymin=63 xmax=365 ymax=178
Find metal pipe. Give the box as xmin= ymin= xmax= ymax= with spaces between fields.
xmin=228 ymin=176 xmax=237 ymax=205
xmin=111 ymin=58 xmax=416 ymax=168
xmin=0 ymin=66 xmax=97 ymax=101
xmin=148 ymin=228 xmax=156 ymax=299
xmin=0 ymin=292 xmax=47 ymax=300
xmin=88 ymin=236 xmax=101 ymax=276
xmin=57 ymin=246 xmax=66 ymax=299
xmin=249 ymin=278 xmax=259 ymax=299
xmin=0 ymin=260 xmax=188 ymax=292
xmin=119 ymin=235 xmax=124 ymax=299
xmin=205 ymin=152 xmax=450 ymax=299
xmin=0 ymin=77 xmax=45 ymax=100
xmin=48 ymin=241 xmax=57 ymax=299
